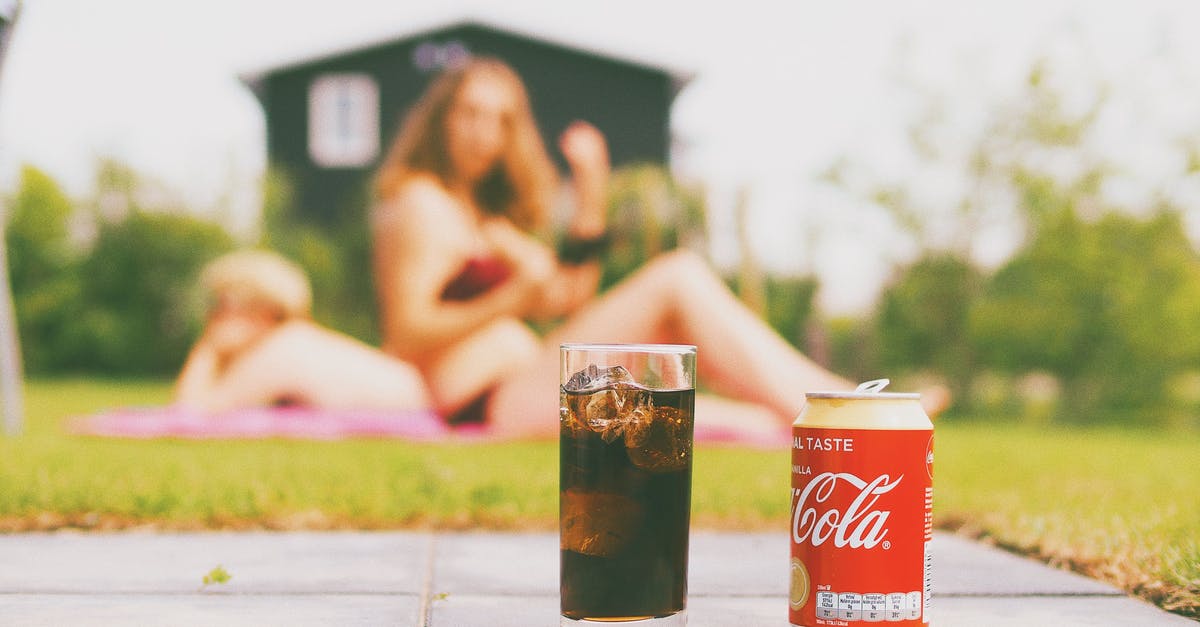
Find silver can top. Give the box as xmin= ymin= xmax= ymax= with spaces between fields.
xmin=805 ymin=379 xmax=921 ymax=401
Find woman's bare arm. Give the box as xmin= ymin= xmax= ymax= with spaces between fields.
xmin=519 ymin=121 xmax=612 ymax=320
xmin=560 ymin=121 xmax=609 ymax=239
xmin=173 ymin=340 xmax=221 ymax=408
xmin=173 ymin=336 xmax=284 ymax=413
xmin=479 ymin=217 xmax=600 ymax=321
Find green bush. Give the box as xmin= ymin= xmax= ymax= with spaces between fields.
xmin=970 ymin=208 xmax=1200 ymax=422
xmin=822 ymin=56 xmax=1200 ymax=424
xmin=5 ymin=161 xmax=235 ymax=375
xmin=825 ymin=315 xmax=878 ymax=383
xmin=66 ymin=210 xmax=234 ymax=374
xmin=875 ymin=254 xmax=983 ymax=399
xmin=259 ymin=167 xmax=378 ymax=343
xmin=602 ymin=164 xmax=708 ymax=290
xmin=5 ymin=166 xmax=80 ymax=373
xmin=726 ymin=273 xmax=819 ymax=351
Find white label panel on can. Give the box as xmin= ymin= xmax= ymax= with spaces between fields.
xmin=862 ymin=592 xmax=887 ymax=622
xmin=886 ymin=592 xmax=907 ymax=621
xmin=838 ymin=592 xmax=863 ymax=621
xmin=816 ymin=591 xmax=838 ymax=619
xmin=906 ymin=591 xmax=922 ymax=620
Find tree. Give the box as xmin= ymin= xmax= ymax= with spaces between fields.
xmin=602 ymin=164 xmax=709 ymax=289
xmin=971 ymin=204 xmax=1200 ymax=421
xmin=259 ymin=166 xmax=379 ymax=343
xmin=5 ymin=166 xmax=79 ymax=374
xmin=60 ymin=160 xmax=235 ymax=374
xmin=876 ymin=254 xmax=983 ymax=399
xmin=829 ymin=51 xmax=1200 ymax=421
xmin=8 ymin=159 xmax=236 ymax=376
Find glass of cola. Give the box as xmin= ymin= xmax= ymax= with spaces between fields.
xmin=559 ymin=344 xmax=696 ymax=626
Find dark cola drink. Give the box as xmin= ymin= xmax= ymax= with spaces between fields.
xmin=560 ymin=363 xmax=694 ymax=623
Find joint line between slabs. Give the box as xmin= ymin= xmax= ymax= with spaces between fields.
xmin=417 ymin=533 xmax=437 ymax=626
xmin=0 ymin=591 xmax=422 ymax=597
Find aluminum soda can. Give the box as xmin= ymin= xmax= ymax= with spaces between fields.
xmin=789 ymin=379 xmax=933 ymax=627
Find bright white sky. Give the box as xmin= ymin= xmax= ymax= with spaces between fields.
xmin=3 ymin=0 xmax=1200 ymax=312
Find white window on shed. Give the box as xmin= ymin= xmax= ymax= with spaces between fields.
xmin=308 ymin=73 xmax=380 ymax=168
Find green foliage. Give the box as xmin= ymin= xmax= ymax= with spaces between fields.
xmin=971 ymin=208 xmax=1200 ymax=420
xmin=726 ymin=273 xmax=819 ymax=350
xmin=601 ymin=164 xmax=708 ymax=289
xmin=830 ymin=54 xmax=1200 ymax=423
xmin=5 ymin=166 xmax=81 ymax=372
xmin=202 ymin=565 xmax=231 ymax=586
xmin=260 ymin=167 xmax=378 ymax=343
xmin=69 ymin=210 xmax=233 ymax=374
xmin=876 ymin=254 xmax=983 ymax=396
xmin=763 ymin=275 xmax=819 ymax=349
xmin=5 ymin=160 xmax=235 ymax=375
xmin=5 ymin=165 xmax=74 ymax=291
xmin=826 ymin=316 xmax=878 ymax=383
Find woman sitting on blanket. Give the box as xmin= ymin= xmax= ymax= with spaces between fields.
xmin=371 ymin=57 xmax=941 ymax=439
xmin=174 ymin=250 xmax=431 ymax=413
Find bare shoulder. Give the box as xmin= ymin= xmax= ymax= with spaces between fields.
xmin=372 ymin=174 xmax=455 ymax=227
xmin=372 ymin=175 xmax=475 ymax=264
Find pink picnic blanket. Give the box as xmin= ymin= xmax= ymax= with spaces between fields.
xmin=68 ymin=406 xmax=480 ymax=441
xmin=68 ymin=406 xmax=788 ymax=447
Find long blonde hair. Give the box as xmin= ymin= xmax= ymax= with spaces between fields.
xmin=374 ymin=57 xmax=558 ymax=232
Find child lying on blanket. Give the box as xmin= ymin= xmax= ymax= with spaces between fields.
xmin=174 ymin=250 xmax=431 ymax=413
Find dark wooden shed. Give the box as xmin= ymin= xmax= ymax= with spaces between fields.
xmin=240 ymin=19 xmax=692 ymax=225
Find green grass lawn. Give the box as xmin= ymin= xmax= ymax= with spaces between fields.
xmin=0 ymin=379 xmax=1197 ymax=617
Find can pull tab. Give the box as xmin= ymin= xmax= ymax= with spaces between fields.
xmin=855 ymin=379 xmax=890 ymax=394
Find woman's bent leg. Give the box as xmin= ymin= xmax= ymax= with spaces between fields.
xmin=488 ymin=250 xmax=852 ymax=436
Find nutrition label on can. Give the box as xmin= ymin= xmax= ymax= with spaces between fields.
xmin=814 ymin=590 xmax=922 ymax=622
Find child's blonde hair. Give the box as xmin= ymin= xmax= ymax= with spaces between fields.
xmin=200 ymin=250 xmax=311 ymax=319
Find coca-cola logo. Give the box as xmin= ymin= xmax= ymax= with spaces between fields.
xmin=792 ymin=472 xmax=902 ymax=550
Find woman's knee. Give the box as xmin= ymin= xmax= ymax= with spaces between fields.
xmin=643 ymin=248 xmax=718 ymax=294
xmin=643 ymin=247 xmax=705 ymax=282
xmin=488 ymin=318 xmax=541 ymax=367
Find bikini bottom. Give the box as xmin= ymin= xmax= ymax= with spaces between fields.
xmin=444 ymin=390 xmax=492 ymax=426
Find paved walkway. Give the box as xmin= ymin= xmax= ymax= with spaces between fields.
xmin=0 ymin=531 xmax=1191 ymax=626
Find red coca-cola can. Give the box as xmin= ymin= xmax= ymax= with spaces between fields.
xmin=790 ymin=379 xmax=933 ymax=626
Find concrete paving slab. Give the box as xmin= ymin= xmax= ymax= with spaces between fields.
xmin=690 ymin=532 xmax=1124 ymax=598
xmin=431 ymin=531 xmax=795 ymax=596
xmin=690 ymin=532 xmax=787 ymax=597
xmin=433 ymin=532 xmax=556 ymax=595
xmin=0 ymin=593 xmax=421 ymax=627
xmin=0 ymin=531 xmax=431 ymax=594
xmin=428 ymin=594 xmax=1126 ymax=627
xmin=426 ymin=594 xmax=794 ymax=627
xmin=933 ymin=533 xmax=1121 ymax=596
xmin=0 ymin=530 xmax=1193 ymax=625
xmin=426 ymin=593 xmax=556 ymax=627
xmin=433 ymin=531 xmax=798 ymax=598
xmin=426 ymin=593 xmax=1197 ymax=627
xmin=685 ymin=596 xmax=787 ymax=626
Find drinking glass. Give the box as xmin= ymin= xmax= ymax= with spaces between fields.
xmin=559 ymin=343 xmax=696 ymax=626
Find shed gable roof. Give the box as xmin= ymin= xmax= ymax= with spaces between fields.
xmin=239 ymin=17 xmax=694 ymax=95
